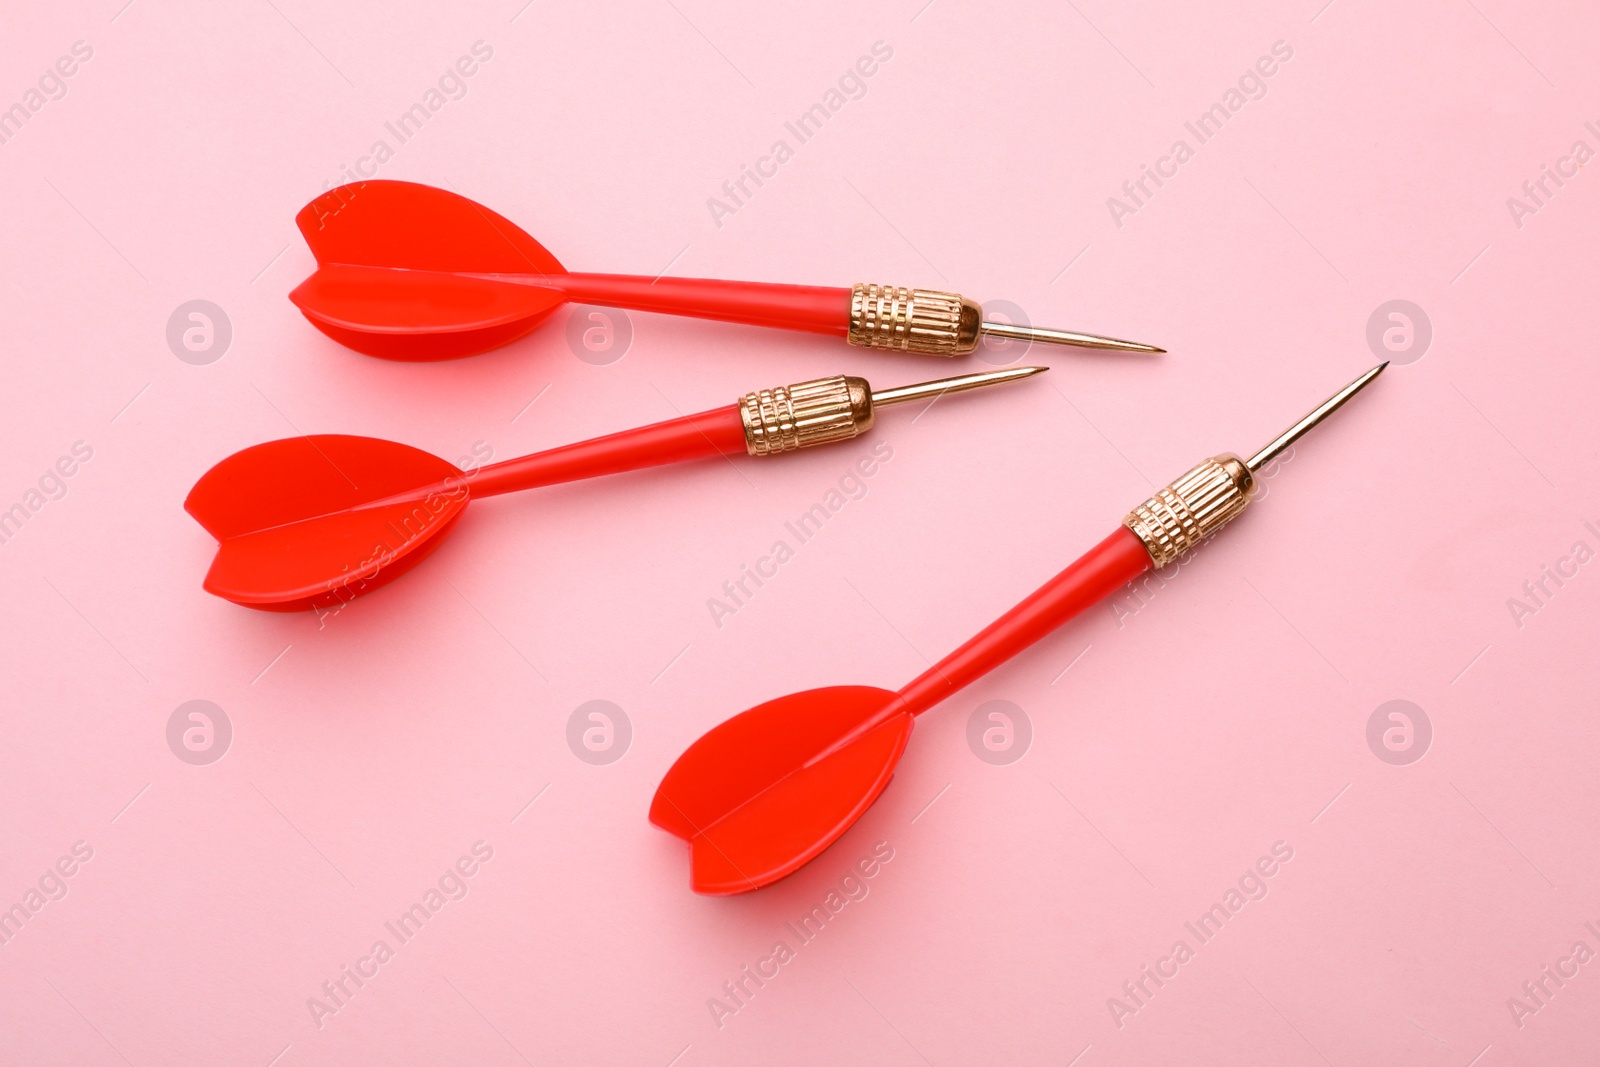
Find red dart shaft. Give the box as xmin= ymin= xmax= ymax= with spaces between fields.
xmin=894 ymin=527 xmax=1153 ymax=716
xmin=554 ymin=274 xmax=850 ymax=336
xmin=293 ymin=182 xmax=1168 ymax=361
xmin=893 ymin=365 xmax=1390 ymax=710
xmin=469 ymin=405 xmax=747 ymax=498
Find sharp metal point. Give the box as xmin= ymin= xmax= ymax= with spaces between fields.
xmin=1246 ymin=362 xmax=1388 ymax=472
xmin=870 ymin=365 xmax=1049 ymax=408
xmin=979 ymin=320 xmax=1165 ymax=354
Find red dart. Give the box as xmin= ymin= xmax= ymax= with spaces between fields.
xmin=185 ymin=367 xmax=1045 ymax=612
xmin=651 ymin=363 xmax=1389 ymax=894
xmin=289 ymin=180 xmax=1163 ymax=361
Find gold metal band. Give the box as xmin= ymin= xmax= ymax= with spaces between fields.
xmin=1123 ymin=455 xmax=1255 ymax=568
xmin=847 ymin=283 xmax=982 ymax=357
xmin=739 ymin=375 xmax=874 ymax=456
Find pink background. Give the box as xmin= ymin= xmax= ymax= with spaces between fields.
xmin=3 ymin=0 xmax=1599 ymax=1063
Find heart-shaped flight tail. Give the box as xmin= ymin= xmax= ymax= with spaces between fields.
xmin=650 ymin=686 xmax=912 ymax=895
xmin=291 ymin=180 xmax=569 ymax=360
xmin=185 ymin=434 xmax=470 ymax=611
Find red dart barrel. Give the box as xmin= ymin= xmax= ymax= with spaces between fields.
xmin=895 ymin=527 xmax=1153 ymax=716
xmin=470 ymin=406 xmax=746 ymax=497
xmin=554 ymin=274 xmax=848 ymax=337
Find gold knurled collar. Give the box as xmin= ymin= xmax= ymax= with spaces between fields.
xmin=1123 ymin=455 xmax=1255 ymax=568
xmin=740 ymin=376 xmax=871 ymax=456
xmin=847 ymin=283 xmax=981 ymax=357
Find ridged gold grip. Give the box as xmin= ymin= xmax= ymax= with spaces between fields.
xmin=740 ymin=375 xmax=874 ymax=456
xmin=1123 ymin=454 xmax=1256 ymax=568
xmin=848 ymin=283 xmax=982 ymax=356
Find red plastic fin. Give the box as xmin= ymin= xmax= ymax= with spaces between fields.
xmin=204 ymin=501 xmax=466 ymax=611
xmin=289 ymin=264 xmax=567 ymax=335
xmin=297 ymin=313 xmax=554 ymax=362
xmin=650 ymin=686 xmax=911 ymax=895
xmin=185 ymin=434 xmax=463 ymax=542
xmin=296 ymin=180 xmax=565 ymax=274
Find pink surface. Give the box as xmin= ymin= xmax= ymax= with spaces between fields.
xmin=2 ymin=0 xmax=1598 ymax=1063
